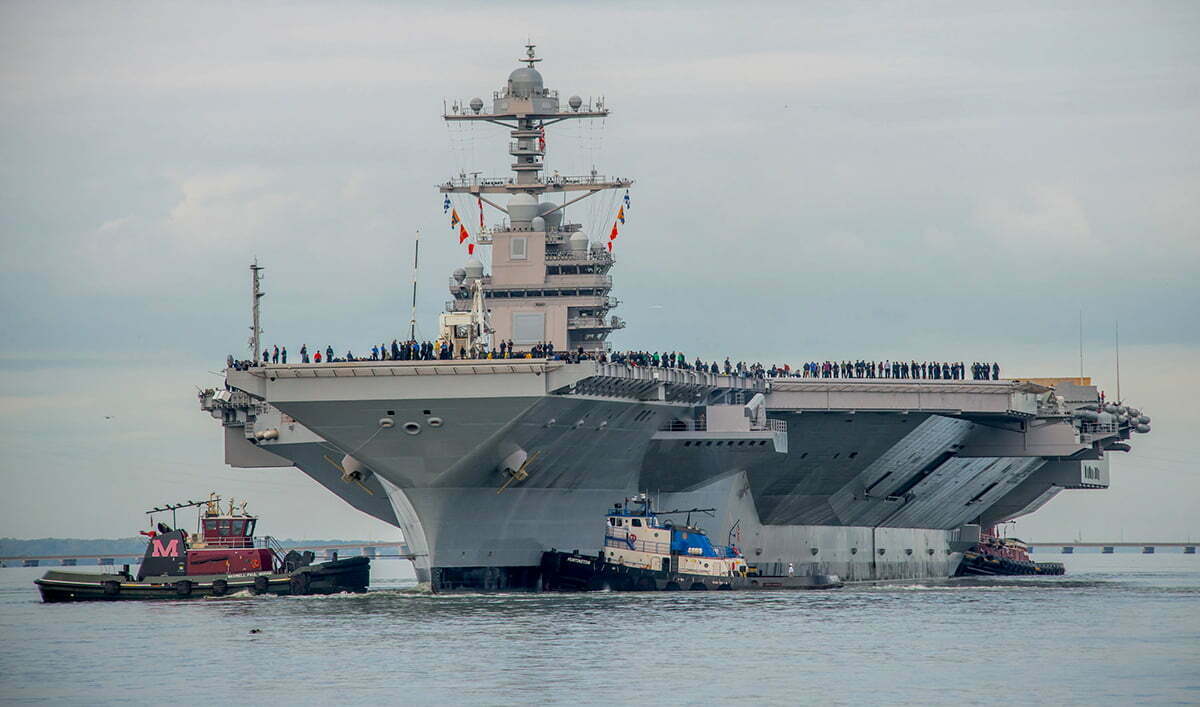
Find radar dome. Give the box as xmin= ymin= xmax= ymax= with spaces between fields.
xmin=590 ymin=239 xmax=604 ymax=254
xmin=530 ymin=216 xmax=546 ymax=233
xmin=452 ymin=267 xmax=466 ymax=283
xmin=507 ymin=193 xmax=539 ymax=227
xmin=569 ymin=231 xmax=588 ymax=253
xmin=568 ymin=95 xmax=582 ymax=111
xmin=507 ymin=67 xmax=544 ymax=98
xmin=464 ymin=257 xmax=484 ymax=279
xmin=469 ymin=97 xmax=483 ymax=114
xmin=536 ymin=201 xmax=562 ymax=229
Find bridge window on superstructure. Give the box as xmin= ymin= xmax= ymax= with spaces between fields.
xmin=510 ymin=237 xmax=527 ymax=260
xmin=632 ymin=519 xmax=642 ymax=527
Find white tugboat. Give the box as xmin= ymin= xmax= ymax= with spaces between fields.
xmin=541 ymin=494 xmax=841 ymax=591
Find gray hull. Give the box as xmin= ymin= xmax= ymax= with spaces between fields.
xmin=203 ymin=363 xmax=1124 ymax=591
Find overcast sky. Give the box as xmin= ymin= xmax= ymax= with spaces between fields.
xmin=2 ymin=2 xmax=1197 ymax=541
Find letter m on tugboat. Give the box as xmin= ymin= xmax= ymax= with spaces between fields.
xmin=151 ymin=538 xmax=180 ymax=557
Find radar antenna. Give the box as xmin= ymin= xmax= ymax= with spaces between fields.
xmin=522 ymin=43 xmax=542 ymax=67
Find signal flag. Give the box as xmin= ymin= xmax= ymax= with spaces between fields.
xmin=459 ymin=224 xmax=470 ymax=243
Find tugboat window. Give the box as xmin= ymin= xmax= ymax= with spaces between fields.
xmin=631 ymin=519 xmax=642 ymax=527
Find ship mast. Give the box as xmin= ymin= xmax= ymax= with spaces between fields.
xmin=249 ymin=260 xmax=264 ymax=361
xmin=409 ymin=229 xmax=420 ymax=342
xmin=441 ymin=44 xmax=629 ymax=203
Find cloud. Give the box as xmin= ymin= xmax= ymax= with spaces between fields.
xmin=976 ymin=186 xmax=1098 ymax=254
xmin=167 ymin=167 xmax=297 ymax=242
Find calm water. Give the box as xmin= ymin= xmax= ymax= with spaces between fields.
xmin=1 ymin=555 xmax=1197 ymax=705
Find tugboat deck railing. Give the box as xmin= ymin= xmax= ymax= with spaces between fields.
xmin=603 ymin=535 xmax=739 ymax=559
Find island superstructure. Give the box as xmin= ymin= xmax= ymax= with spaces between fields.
xmin=441 ymin=44 xmax=628 ymax=355
xmin=200 ymin=46 xmax=1152 ymax=592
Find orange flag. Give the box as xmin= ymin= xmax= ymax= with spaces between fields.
xmin=450 ymin=208 xmax=460 ymax=228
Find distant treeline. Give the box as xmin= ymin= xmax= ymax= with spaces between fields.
xmin=0 ymin=538 xmax=379 ymax=557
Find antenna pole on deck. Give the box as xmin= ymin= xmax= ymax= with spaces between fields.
xmin=410 ymin=230 xmax=420 ymax=342
xmin=1115 ymin=320 xmax=1121 ymax=403
xmin=1078 ymin=308 xmax=1084 ymax=381
xmin=250 ymin=260 xmax=265 ymax=362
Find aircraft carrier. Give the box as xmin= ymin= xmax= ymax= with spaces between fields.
xmin=200 ymin=46 xmax=1152 ymax=591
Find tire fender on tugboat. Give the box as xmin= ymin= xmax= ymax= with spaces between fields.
xmin=253 ymin=576 xmax=269 ymax=594
xmin=289 ymin=572 xmax=310 ymax=595
xmin=212 ymin=579 xmax=228 ymax=596
xmin=102 ymin=580 xmax=120 ymax=597
xmin=174 ymin=580 xmax=192 ymax=597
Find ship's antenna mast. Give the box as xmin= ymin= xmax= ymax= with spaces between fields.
xmin=1115 ymin=320 xmax=1121 ymax=403
xmin=249 ymin=260 xmax=265 ymax=361
xmin=1078 ymin=308 xmax=1084 ymax=382
xmin=410 ymin=229 xmax=420 ymax=341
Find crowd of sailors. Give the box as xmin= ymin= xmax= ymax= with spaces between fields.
xmin=604 ymin=353 xmax=999 ymax=381
xmin=228 ymin=340 xmax=583 ymax=370
xmin=229 ymin=344 xmax=1000 ymax=381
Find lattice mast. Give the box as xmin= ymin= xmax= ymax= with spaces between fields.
xmin=441 ymin=44 xmax=629 ymax=200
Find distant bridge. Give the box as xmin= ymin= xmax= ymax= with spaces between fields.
xmin=1029 ymin=542 xmax=1197 ymax=554
xmin=0 ymin=542 xmax=414 ymax=568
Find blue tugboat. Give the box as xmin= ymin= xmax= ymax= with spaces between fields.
xmin=541 ymin=494 xmax=841 ymax=591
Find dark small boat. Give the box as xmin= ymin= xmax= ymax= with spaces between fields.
xmin=35 ymin=494 xmax=370 ymax=602
xmin=955 ymin=528 xmax=1064 ymax=577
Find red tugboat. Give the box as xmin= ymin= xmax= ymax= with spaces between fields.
xmin=955 ymin=526 xmax=1064 ymax=577
xmin=35 ymin=494 xmax=370 ymax=602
